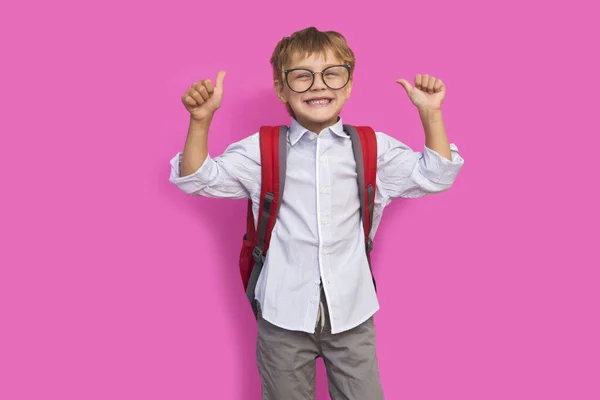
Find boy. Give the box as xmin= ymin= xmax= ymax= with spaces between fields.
xmin=169 ymin=27 xmax=464 ymax=399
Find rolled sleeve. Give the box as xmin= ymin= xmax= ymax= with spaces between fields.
xmin=168 ymin=132 xmax=261 ymax=199
xmin=420 ymin=143 xmax=464 ymax=185
xmin=168 ymin=152 xmax=218 ymax=195
xmin=376 ymin=132 xmax=465 ymax=200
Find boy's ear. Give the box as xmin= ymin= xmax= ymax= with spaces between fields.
xmin=274 ymin=80 xmax=287 ymax=103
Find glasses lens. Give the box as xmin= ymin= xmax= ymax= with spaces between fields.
xmin=323 ymin=66 xmax=349 ymax=89
xmin=287 ymin=69 xmax=313 ymax=92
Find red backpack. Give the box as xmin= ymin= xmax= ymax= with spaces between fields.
xmin=239 ymin=125 xmax=378 ymax=317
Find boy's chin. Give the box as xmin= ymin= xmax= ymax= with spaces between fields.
xmin=298 ymin=113 xmax=338 ymax=124
xmin=295 ymin=107 xmax=339 ymax=122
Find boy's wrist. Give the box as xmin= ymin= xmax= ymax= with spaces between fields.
xmin=189 ymin=115 xmax=213 ymax=130
xmin=418 ymin=107 xmax=443 ymax=122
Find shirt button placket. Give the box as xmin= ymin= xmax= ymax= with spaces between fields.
xmin=319 ymin=141 xmax=332 ymax=287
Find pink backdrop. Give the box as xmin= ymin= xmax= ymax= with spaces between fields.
xmin=1 ymin=0 xmax=598 ymax=399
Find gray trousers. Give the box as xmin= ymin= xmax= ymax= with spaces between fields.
xmin=256 ymin=287 xmax=384 ymax=399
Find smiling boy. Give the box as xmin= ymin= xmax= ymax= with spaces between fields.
xmin=170 ymin=27 xmax=464 ymax=399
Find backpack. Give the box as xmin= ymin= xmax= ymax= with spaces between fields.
xmin=238 ymin=125 xmax=378 ymax=318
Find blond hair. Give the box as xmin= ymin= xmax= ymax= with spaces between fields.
xmin=270 ymin=27 xmax=356 ymax=117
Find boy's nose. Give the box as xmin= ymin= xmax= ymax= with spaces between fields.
xmin=311 ymin=73 xmax=327 ymax=90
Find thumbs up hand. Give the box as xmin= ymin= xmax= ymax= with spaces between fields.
xmin=182 ymin=71 xmax=226 ymax=121
xmin=397 ymin=74 xmax=446 ymax=112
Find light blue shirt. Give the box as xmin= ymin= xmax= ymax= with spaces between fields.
xmin=169 ymin=117 xmax=465 ymax=334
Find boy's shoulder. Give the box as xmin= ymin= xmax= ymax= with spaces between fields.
xmin=219 ymin=131 xmax=261 ymax=164
xmin=227 ymin=130 xmax=260 ymax=147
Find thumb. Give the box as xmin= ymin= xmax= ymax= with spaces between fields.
xmin=215 ymin=71 xmax=226 ymax=92
xmin=396 ymin=78 xmax=412 ymax=93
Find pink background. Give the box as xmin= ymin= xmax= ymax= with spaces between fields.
xmin=1 ymin=0 xmax=598 ymax=399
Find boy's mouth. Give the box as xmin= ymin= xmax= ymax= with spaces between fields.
xmin=305 ymin=98 xmax=333 ymax=107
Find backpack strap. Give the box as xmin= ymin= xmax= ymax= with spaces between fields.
xmin=244 ymin=199 xmax=255 ymax=248
xmin=344 ymin=124 xmax=378 ymax=290
xmin=245 ymin=125 xmax=288 ymax=317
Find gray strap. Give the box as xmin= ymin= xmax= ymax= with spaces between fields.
xmin=246 ymin=193 xmax=273 ymax=311
xmin=345 ymin=125 xmax=373 ymax=240
xmin=277 ymin=126 xmax=287 ymax=213
xmin=246 ymin=126 xmax=289 ymax=317
xmin=366 ymin=184 xmax=374 ymax=254
xmin=345 ymin=125 xmax=377 ymax=291
xmin=255 ymin=193 xmax=274 ymax=261
xmin=345 ymin=125 xmax=367 ymax=232
xmin=252 ymin=126 xmax=288 ymax=262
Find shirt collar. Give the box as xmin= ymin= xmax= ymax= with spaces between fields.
xmin=288 ymin=117 xmax=347 ymax=146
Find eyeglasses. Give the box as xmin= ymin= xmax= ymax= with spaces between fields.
xmin=283 ymin=64 xmax=351 ymax=93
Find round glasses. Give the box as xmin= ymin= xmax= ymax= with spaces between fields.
xmin=283 ymin=64 xmax=351 ymax=93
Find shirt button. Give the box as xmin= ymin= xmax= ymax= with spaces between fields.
xmin=321 ymin=217 xmax=328 ymax=224
xmin=320 ymin=187 xmax=328 ymax=193
xmin=320 ymin=156 xmax=326 ymax=163
xmin=322 ymin=248 xmax=328 ymax=255
xmin=308 ymin=133 xmax=316 ymax=140
xmin=315 ymin=279 xmax=321 ymax=285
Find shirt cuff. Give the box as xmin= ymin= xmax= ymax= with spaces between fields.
xmin=168 ymin=152 xmax=215 ymax=192
xmin=420 ymin=143 xmax=465 ymax=185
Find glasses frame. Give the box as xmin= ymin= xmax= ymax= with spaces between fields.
xmin=283 ymin=64 xmax=352 ymax=93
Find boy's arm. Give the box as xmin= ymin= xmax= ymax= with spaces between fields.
xmin=375 ymin=131 xmax=463 ymax=200
xmin=178 ymin=71 xmax=225 ymax=178
xmin=420 ymin=108 xmax=451 ymax=161
xmin=397 ymin=74 xmax=454 ymax=161
xmin=169 ymin=122 xmax=260 ymax=200
xmin=169 ymin=71 xmax=261 ymax=199
xmin=375 ymin=74 xmax=464 ymax=200
xmin=180 ymin=117 xmax=211 ymax=177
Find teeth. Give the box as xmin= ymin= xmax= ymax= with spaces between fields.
xmin=307 ymin=99 xmax=331 ymax=105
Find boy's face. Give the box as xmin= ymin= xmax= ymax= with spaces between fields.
xmin=275 ymin=50 xmax=352 ymax=134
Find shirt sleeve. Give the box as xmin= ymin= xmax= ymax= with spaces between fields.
xmin=168 ymin=132 xmax=261 ymax=199
xmin=375 ymin=131 xmax=465 ymax=201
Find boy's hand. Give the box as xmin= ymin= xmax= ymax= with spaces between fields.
xmin=397 ymin=74 xmax=445 ymax=112
xmin=182 ymin=71 xmax=226 ymax=121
